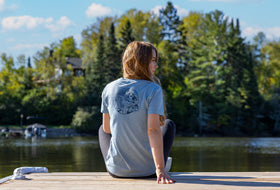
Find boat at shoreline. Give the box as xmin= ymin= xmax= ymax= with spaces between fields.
xmin=24 ymin=123 xmax=47 ymax=138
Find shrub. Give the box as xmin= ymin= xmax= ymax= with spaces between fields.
xmin=71 ymin=106 xmax=101 ymax=134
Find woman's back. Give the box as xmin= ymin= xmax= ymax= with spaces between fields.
xmin=101 ymin=78 xmax=164 ymax=177
xmin=99 ymin=41 xmax=176 ymax=183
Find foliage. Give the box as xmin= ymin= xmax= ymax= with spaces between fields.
xmin=1 ymin=2 xmax=280 ymax=136
xmin=159 ymin=1 xmax=181 ymax=43
xmin=118 ymin=18 xmax=135 ymax=51
xmin=104 ymin=23 xmax=122 ymax=82
xmin=71 ymin=106 xmax=101 ymax=134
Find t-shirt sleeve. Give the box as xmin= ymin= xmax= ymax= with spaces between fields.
xmin=101 ymin=88 xmax=109 ymax=113
xmin=148 ymin=86 xmax=164 ymax=116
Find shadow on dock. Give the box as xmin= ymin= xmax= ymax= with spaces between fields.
xmin=172 ymin=173 xmax=280 ymax=187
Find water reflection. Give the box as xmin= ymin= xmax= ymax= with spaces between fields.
xmin=1 ymin=137 xmax=280 ymax=179
xmin=0 ymin=137 xmax=105 ymax=178
xmin=174 ymin=137 xmax=280 ymax=154
xmin=172 ymin=137 xmax=280 ymax=172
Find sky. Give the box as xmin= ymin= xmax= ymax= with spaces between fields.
xmin=0 ymin=0 xmax=279 ymax=62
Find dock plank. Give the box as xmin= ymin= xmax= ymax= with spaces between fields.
xmin=1 ymin=172 xmax=280 ymax=190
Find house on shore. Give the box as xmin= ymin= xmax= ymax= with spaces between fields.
xmin=65 ymin=57 xmax=85 ymax=77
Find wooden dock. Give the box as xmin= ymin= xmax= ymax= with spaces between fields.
xmin=1 ymin=172 xmax=280 ymax=190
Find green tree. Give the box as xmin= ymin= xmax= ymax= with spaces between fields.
xmin=117 ymin=9 xmax=162 ymax=45
xmin=85 ymin=34 xmax=106 ymax=103
xmin=58 ymin=36 xmax=81 ymax=58
xmin=27 ymin=57 xmax=32 ymax=68
xmin=258 ymin=40 xmax=280 ymax=98
xmin=178 ymin=11 xmax=203 ymax=73
xmin=183 ymin=10 xmax=264 ymax=135
xmin=0 ymin=54 xmax=24 ymax=124
xmin=118 ymin=19 xmax=135 ymax=51
xmin=159 ymin=1 xmax=181 ymax=43
xmin=156 ymin=41 xmax=187 ymax=133
xmin=29 ymin=36 xmax=85 ymax=125
xmin=145 ymin=13 xmax=163 ymax=45
xmin=104 ymin=22 xmax=122 ymax=82
xmin=119 ymin=9 xmax=148 ymax=41
xmin=81 ymin=17 xmax=115 ymax=70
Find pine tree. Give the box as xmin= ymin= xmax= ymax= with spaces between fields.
xmin=27 ymin=57 xmax=32 ymax=68
xmin=86 ymin=34 xmax=106 ymax=104
xmin=104 ymin=22 xmax=122 ymax=83
xmin=119 ymin=19 xmax=135 ymax=51
xmin=223 ymin=17 xmax=263 ymax=134
xmin=159 ymin=1 xmax=181 ymax=43
xmin=241 ymin=51 xmax=263 ymax=135
xmin=184 ymin=10 xmax=233 ymax=133
xmin=221 ymin=18 xmax=247 ymax=131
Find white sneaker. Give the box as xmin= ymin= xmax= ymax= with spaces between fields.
xmin=165 ymin=157 xmax=172 ymax=172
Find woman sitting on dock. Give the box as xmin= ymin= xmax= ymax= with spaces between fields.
xmin=99 ymin=41 xmax=176 ymax=184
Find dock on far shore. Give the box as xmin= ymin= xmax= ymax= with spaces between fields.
xmin=1 ymin=172 xmax=280 ymax=190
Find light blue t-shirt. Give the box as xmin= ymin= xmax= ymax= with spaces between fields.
xmin=101 ymin=78 xmax=164 ymax=177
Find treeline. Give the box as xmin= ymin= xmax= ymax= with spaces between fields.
xmin=0 ymin=2 xmax=280 ymax=136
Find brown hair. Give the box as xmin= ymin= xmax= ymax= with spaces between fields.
xmin=122 ymin=41 xmax=165 ymax=126
xmin=122 ymin=41 xmax=157 ymax=81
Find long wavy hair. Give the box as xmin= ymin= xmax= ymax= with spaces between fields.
xmin=122 ymin=41 xmax=166 ymax=126
xmin=122 ymin=41 xmax=156 ymax=82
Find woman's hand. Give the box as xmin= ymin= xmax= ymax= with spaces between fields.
xmin=156 ymin=168 xmax=176 ymax=184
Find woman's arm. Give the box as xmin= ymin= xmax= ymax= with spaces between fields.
xmin=147 ymin=114 xmax=175 ymax=184
xmin=103 ymin=113 xmax=111 ymax=134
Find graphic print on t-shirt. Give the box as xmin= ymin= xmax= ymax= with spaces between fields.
xmin=114 ymin=87 xmax=139 ymax=114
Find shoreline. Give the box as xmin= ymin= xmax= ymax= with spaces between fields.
xmin=46 ymin=128 xmax=81 ymax=138
xmin=2 ymin=126 xmax=280 ymax=138
xmin=0 ymin=127 xmax=82 ymax=138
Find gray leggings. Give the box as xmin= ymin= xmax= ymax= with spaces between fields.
xmin=98 ymin=119 xmax=176 ymax=178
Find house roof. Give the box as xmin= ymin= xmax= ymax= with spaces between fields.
xmin=66 ymin=57 xmax=83 ymax=69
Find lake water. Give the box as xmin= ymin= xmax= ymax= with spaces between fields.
xmin=1 ymin=137 xmax=280 ymax=178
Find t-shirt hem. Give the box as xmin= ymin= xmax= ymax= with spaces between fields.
xmin=107 ymin=167 xmax=155 ymax=178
